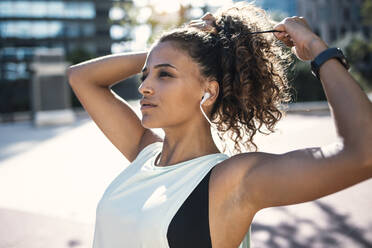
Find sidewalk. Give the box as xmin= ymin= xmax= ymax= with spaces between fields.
xmin=0 ymin=208 xmax=92 ymax=248
xmin=0 ymin=103 xmax=371 ymax=248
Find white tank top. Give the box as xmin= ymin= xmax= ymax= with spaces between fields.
xmin=92 ymin=141 xmax=251 ymax=248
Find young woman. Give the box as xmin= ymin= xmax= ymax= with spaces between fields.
xmin=67 ymin=2 xmax=372 ymax=248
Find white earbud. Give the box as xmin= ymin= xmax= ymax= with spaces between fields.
xmin=200 ymin=92 xmax=211 ymax=105
xmin=200 ymin=92 xmax=213 ymax=127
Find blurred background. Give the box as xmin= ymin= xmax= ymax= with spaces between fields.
xmin=1 ymin=0 xmax=372 ymax=248
xmin=0 ymin=0 xmax=371 ymax=123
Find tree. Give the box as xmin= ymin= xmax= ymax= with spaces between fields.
xmin=65 ymin=47 xmax=94 ymax=65
xmin=362 ymin=0 xmax=372 ymax=25
xmin=332 ymin=32 xmax=372 ymax=92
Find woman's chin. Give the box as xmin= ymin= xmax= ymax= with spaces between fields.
xmin=141 ymin=119 xmax=160 ymax=129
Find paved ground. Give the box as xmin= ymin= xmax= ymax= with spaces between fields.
xmin=0 ymin=101 xmax=371 ymax=248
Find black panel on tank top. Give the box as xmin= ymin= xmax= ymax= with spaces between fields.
xmin=167 ymin=168 xmax=213 ymax=248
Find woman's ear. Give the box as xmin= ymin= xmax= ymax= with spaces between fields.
xmin=205 ymin=80 xmax=219 ymax=105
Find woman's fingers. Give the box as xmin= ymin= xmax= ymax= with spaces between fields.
xmin=273 ymin=23 xmax=287 ymax=39
xmin=282 ymin=33 xmax=295 ymax=47
xmin=201 ymin=12 xmax=215 ymax=22
xmin=273 ymin=24 xmax=294 ymax=47
xmin=188 ymin=12 xmax=216 ymax=31
xmin=189 ymin=19 xmax=202 ymax=24
xmin=188 ymin=21 xmax=207 ymax=29
xmin=188 ymin=14 xmax=216 ymax=33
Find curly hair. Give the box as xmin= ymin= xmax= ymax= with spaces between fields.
xmin=157 ymin=2 xmax=293 ymax=154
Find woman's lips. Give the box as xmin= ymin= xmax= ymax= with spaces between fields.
xmin=140 ymin=99 xmax=157 ymax=110
xmin=140 ymin=104 xmax=157 ymax=110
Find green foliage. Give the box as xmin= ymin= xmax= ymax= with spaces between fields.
xmin=65 ymin=47 xmax=95 ymax=65
xmin=362 ymin=0 xmax=372 ymax=25
xmin=333 ymin=33 xmax=372 ymax=91
xmin=289 ymin=59 xmax=326 ymax=102
xmin=349 ymin=67 xmax=372 ymax=92
xmin=344 ymin=37 xmax=372 ymax=65
xmin=65 ymin=47 xmax=95 ymax=107
xmin=113 ymin=2 xmax=204 ymax=47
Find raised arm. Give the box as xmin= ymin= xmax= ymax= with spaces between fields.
xmin=233 ymin=17 xmax=372 ymax=213
xmin=67 ymin=52 xmax=162 ymax=162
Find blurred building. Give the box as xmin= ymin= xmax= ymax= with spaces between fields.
xmin=0 ymin=0 xmax=121 ymax=82
xmin=253 ymin=0 xmax=297 ymax=16
xmin=297 ymin=0 xmax=371 ymax=44
xmin=0 ymin=0 xmax=139 ymax=122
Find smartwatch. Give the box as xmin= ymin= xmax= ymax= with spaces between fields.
xmin=310 ymin=47 xmax=350 ymax=80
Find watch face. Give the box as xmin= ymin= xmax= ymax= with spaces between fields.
xmin=342 ymin=57 xmax=350 ymax=69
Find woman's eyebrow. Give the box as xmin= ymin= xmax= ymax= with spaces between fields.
xmin=141 ymin=63 xmax=178 ymax=73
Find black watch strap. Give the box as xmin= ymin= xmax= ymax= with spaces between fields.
xmin=311 ymin=48 xmax=350 ymax=80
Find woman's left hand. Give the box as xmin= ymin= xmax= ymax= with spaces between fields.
xmin=273 ymin=16 xmax=328 ymax=61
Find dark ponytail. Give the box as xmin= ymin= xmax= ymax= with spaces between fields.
xmin=158 ymin=2 xmax=292 ymax=153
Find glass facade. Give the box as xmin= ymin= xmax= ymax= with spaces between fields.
xmin=0 ymin=0 xmax=114 ymax=82
xmin=3 ymin=62 xmax=29 ymax=80
xmin=0 ymin=1 xmax=95 ymax=19
xmin=1 ymin=21 xmax=63 ymax=38
xmin=297 ymin=0 xmax=371 ymax=44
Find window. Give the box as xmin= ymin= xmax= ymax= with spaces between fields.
xmin=329 ymin=26 xmax=337 ymax=42
xmin=0 ymin=1 xmax=95 ymax=19
xmin=319 ymin=7 xmax=330 ymax=21
xmin=81 ymin=24 xmax=96 ymax=37
xmin=363 ymin=27 xmax=371 ymax=38
xmin=351 ymin=25 xmax=357 ymax=33
xmin=1 ymin=48 xmax=17 ymax=60
xmin=0 ymin=47 xmax=34 ymax=61
xmin=340 ymin=26 xmax=346 ymax=36
xmin=4 ymin=62 xmax=28 ymax=80
xmin=343 ymin=8 xmax=350 ymax=21
xmin=0 ymin=21 xmax=63 ymax=38
xmin=65 ymin=22 xmax=80 ymax=38
xmin=351 ymin=3 xmax=361 ymax=21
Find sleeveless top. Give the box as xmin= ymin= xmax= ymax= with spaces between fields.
xmin=92 ymin=141 xmax=251 ymax=248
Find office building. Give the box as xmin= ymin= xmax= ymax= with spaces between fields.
xmin=297 ymin=0 xmax=371 ymax=44
xmin=0 ymin=0 xmax=120 ymax=82
xmin=254 ymin=0 xmax=297 ymax=16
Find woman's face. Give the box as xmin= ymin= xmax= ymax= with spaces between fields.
xmin=139 ymin=41 xmax=205 ymax=129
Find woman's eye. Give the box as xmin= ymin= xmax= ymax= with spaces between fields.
xmin=159 ymin=71 xmax=171 ymax=78
xmin=140 ymin=71 xmax=171 ymax=82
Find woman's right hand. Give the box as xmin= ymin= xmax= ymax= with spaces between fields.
xmin=188 ymin=12 xmax=217 ymax=33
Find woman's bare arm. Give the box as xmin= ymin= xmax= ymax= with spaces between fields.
xmin=230 ymin=17 xmax=372 ymax=213
xmin=68 ymin=52 xmax=147 ymax=88
xmin=67 ymin=52 xmax=162 ymax=162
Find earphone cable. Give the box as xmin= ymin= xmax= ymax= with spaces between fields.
xmin=199 ymin=104 xmax=214 ymax=126
xmin=199 ymin=103 xmax=233 ymax=156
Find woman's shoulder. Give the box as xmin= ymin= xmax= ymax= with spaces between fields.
xmin=209 ymin=152 xmax=262 ymax=222
xmin=217 ymin=152 xmax=263 ymax=169
xmin=211 ymin=152 xmax=266 ymax=189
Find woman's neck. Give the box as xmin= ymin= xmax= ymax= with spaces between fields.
xmin=156 ymin=124 xmax=220 ymax=167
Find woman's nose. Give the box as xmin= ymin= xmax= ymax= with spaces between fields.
xmin=138 ymin=81 xmax=154 ymax=96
